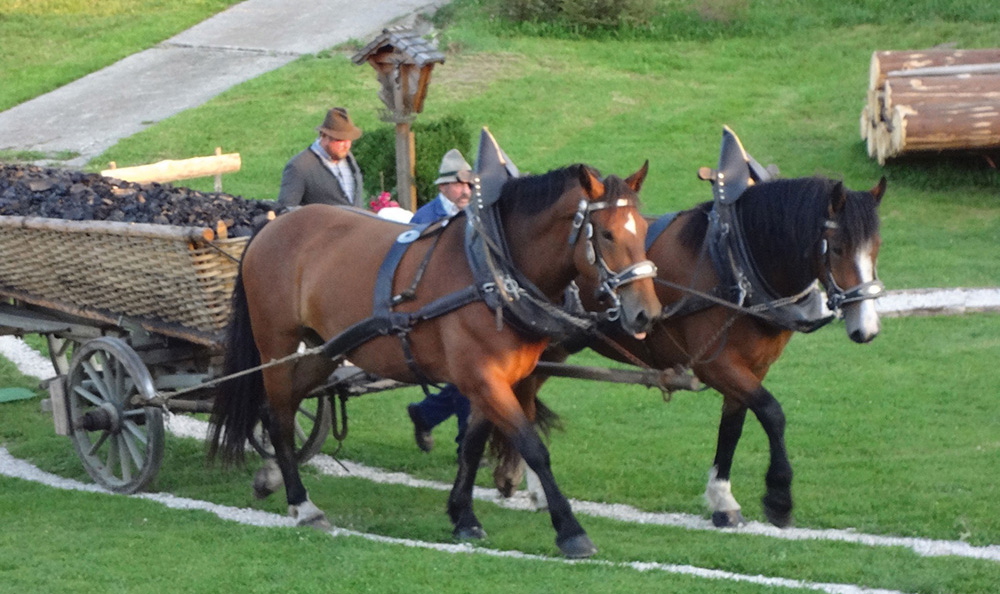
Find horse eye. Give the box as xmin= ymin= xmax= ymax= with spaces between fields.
xmin=601 ymin=229 xmax=614 ymax=241
xmin=831 ymin=246 xmax=844 ymax=256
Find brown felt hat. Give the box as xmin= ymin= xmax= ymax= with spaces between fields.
xmin=434 ymin=149 xmax=474 ymax=185
xmin=315 ymin=107 xmax=362 ymax=141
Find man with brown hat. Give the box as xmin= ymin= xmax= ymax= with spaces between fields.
xmin=276 ymin=107 xmax=364 ymax=209
xmin=406 ymin=148 xmax=475 ymax=455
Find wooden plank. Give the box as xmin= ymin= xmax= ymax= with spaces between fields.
xmin=101 ymin=152 xmax=241 ymax=184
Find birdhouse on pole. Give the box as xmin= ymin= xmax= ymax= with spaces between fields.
xmin=352 ymin=27 xmax=445 ymax=211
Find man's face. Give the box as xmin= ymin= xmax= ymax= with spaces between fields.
xmin=439 ymin=180 xmax=472 ymax=209
xmin=321 ymin=134 xmax=352 ymax=161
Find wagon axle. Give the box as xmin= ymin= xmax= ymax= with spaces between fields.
xmin=75 ymin=403 xmax=147 ymax=433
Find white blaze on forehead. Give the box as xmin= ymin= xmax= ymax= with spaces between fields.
xmin=624 ymin=212 xmax=637 ymax=236
xmin=855 ymin=240 xmax=876 ymax=282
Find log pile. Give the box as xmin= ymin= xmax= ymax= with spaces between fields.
xmin=861 ymin=49 xmax=1000 ymax=164
xmin=0 ymin=163 xmax=274 ymax=238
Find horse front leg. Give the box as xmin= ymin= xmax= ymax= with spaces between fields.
xmin=747 ymin=386 xmax=793 ymax=527
xmin=511 ymin=425 xmax=595 ymax=557
xmin=706 ymin=401 xmax=748 ymax=527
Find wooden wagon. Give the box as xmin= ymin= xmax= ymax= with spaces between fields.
xmin=0 ymin=214 xmax=376 ymax=493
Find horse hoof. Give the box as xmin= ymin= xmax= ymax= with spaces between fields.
xmin=453 ymin=525 xmax=487 ymax=541
xmin=299 ymin=514 xmax=332 ymax=531
xmin=711 ymin=510 xmax=746 ymax=528
xmin=290 ymin=500 xmax=330 ymax=530
xmin=762 ymin=499 xmax=793 ymax=528
xmin=557 ymin=533 xmax=598 ymax=559
xmin=252 ymin=460 xmax=282 ymax=500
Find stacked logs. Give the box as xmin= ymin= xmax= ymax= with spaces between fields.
xmin=861 ymin=49 xmax=1000 ymax=164
xmin=0 ymin=163 xmax=275 ymax=237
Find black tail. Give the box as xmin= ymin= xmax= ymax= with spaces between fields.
xmin=207 ymin=265 xmax=264 ymax=466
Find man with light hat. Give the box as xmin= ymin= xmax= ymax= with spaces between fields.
xmin=277 ymin=107 xmax=365 ymax=209
xmin=405 ymin=148 xmax=475 ymax=454
xmin=410 ymin=148 xmax=474 ymax=224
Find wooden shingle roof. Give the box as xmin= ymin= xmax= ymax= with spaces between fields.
xmin=351 ymin=27 xmax=445 ymax=66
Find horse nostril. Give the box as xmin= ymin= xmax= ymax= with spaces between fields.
xmin=633 ymin=310 xmax=651 ymax=333
xmin=850 ymin=329 xmax=877 ymax=344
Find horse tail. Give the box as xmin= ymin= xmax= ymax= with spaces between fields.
xmin=208 ymin=263 xmax=263 ymax=467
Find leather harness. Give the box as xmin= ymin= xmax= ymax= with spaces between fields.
xmin=643 ymin=127 xmax=882 ymax=333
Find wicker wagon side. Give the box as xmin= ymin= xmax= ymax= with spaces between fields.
xmin=0 ymin=215 xmax=247 ymax=345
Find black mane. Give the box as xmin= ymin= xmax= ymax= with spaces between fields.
xmin=496 ymin=164 xmax=638 ymax=218
xmin=678 ymin=176 xmax=880 ymax=293
xmin=498 ymin=165 xmax=589 ymax=218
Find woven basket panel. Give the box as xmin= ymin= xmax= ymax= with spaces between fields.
xmin=0 ymin=222 xmax=246 ymax=334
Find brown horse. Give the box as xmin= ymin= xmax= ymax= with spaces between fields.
xmin=209 ymin=163 xmax=661 ymax=558
xmin=510 ymin=174 xmax=886 ymax=528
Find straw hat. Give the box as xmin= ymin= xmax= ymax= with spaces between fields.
xmin=315 ymin=107 xmax=362 ymax=141
xmin=434 ymin=149 xmax=473 ymax=185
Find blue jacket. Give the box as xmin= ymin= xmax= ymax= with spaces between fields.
xmin=410 ymin=195 xmax=454 ymax=224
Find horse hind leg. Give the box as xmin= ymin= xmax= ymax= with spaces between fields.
xmin=261 ymin=403 xmax=330 ymax=528
xmin=449 ymin=417 xmax=493 ymax=540
xmin=706 ymin=403 xmax=748 ymax=528
xmin=258 ymin=357 xmax=337 ymax=529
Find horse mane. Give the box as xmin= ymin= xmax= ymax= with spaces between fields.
xmin=497 ymin=165 xmax=589 ymax=218
xmin=496 ymin=164 xmax=640 ymax=217
xmin=677 ymin=177 xmax=880 ymax=289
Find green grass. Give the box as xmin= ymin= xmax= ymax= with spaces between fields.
xmin=0 ymin=0 xmax=241 ymax=112
xmin=2 ymin=1 xmax=999 ymax=592
xmin=2 ymin=314 xmax=1000 ymax=593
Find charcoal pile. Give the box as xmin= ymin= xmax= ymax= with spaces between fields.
xmin=0 ymin=163 xmax=275 ymax=237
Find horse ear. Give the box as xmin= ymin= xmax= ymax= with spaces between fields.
xmin=828 ymin=181 xmax=847 ymax=217
xmin=624 ymin=160 xmax=650 ymax=193
xmin=870 ymin=176 xmax=886 ymax=205
xmin=578 ymin=165 xmax=605 ymax=198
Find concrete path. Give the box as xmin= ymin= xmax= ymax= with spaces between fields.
xmin=0 ymin=0 xmax=446 ymax=167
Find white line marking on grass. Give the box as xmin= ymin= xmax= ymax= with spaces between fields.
xmin=0 ymin=447 xmax=914 ymax=594
xmin=6 ymin=337 xmax=1000 ymax=563
xmin=167 ymin=416 xmax=1000 ymax=563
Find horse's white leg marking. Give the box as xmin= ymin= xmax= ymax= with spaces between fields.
xmin=525 ymin=467 xmax=549 ymax=511
xmin=844 ymin=241 xmax=880 ymax=341
xmin=624 ymin=212 xmax=637 ymax=236
xmin=289 ymin=498 xmax=329 ymax=528
xmin=704 ymin=466 xmax=741 ymax=512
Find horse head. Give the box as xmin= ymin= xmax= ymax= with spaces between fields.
xmin=819 ymin=177 xmax=886 ymax=343
xmin=572 ymin=162 xmax=660 ymax=338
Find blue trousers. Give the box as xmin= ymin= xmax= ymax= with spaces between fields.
xmin=411 ymin=384 xmax=471 ymax=452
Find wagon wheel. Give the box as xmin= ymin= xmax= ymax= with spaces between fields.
xmin=65 ymin=337 xmax=164 ymax=494
xmin=46 ymin=335 xmax=80 ymax=376
xmin=249 ymin=391 xmax=333 ymax=463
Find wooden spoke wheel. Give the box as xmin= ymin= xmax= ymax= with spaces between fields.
xmin=65 ymin=337 xmax=164 ymax=494
xmin=249 ymin=391 xmax=333 ymax=463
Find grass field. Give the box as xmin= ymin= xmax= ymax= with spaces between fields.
xmin=1 ymin=1 xmax=999 ymax=593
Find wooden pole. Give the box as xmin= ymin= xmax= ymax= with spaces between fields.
xmin=100 ymin=152 xmax=241 ymax=185
xmin=394 ymin=121 xmax=415 ymax=211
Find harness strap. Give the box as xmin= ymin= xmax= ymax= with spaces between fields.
xmin=644 ymin=211 xmax=679 ymax=252
xmin=373 ymin=223 xmax=431 ymax=316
